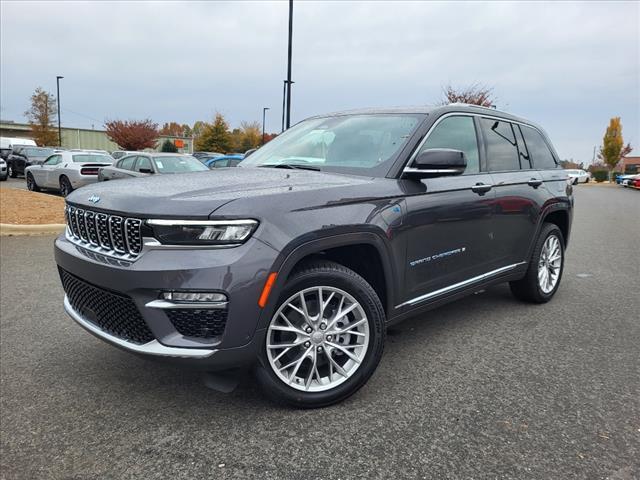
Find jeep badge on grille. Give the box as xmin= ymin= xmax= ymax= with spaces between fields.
xmin=88 ymin=195 xmax=100 ymax=204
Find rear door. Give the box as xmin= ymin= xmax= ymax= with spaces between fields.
xmin=401 ymin=115 xmax=497 ymax=307
xmin=480 ymin=118 xmax=546 ymax=267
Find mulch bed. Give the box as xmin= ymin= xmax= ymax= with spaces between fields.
xmin=0 ymin=188 xmax=66 ymax=225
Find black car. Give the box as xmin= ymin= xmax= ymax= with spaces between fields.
xmin=55 ymin=104 xmax=572 ymax=407
xmin=7 ymin=146 xmax=55 ymax=177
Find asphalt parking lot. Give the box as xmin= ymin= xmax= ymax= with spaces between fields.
xmin=1 ymin=185 xmax=638 ymax=480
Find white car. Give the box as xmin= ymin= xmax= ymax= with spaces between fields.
xmin=565 ymin=169 xmax=590 ymax=184
xmin=0 ymin=158 xmax=8 ymax=181
xmin=25 ymin=151 xmax=113 ymax=197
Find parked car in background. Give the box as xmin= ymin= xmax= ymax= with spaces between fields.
xmin=193 ymin=151 xmax=223 ymax=160
xmin=98 ymin=153 xmax=208 ymax=181
xmin=203 ymin=153 xmax=244 ymax=169
xmin=631 ymin=176 xmax=640 ymax=189
xmin=244 ymin=148 xmax=258 ymax=157
xmin=617 ymin=173 xmax=637 ymax=186
xmin=622 ymin=174 xmax=640 ymax=188
xmin=69 ymin=149 xmax=110 ymax=156
xmin=111 ymin=150 xmax=139 ymax=160
xmin=6 ymin=146 xmax=56 ymax=177
xmin=0 ymin=137 xmax=37 ymax=149
xmin=565 ymin=169 xmax=590 ymax=184
xmin=25 ymin=151 xmax=113 ymax=196
xmin=0 ymin=158 xmax=8 ymax=181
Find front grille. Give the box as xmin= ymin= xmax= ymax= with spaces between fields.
xmin=166 ymin=309 xmax=228 ymax=339
xmin=66 ymin=205 xmax=142 ymax=258
xmin=59 ymin=268 xmax=154 ymax=345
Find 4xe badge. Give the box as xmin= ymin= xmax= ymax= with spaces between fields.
xmin=88 ymin=195 xmax=100 ymax=204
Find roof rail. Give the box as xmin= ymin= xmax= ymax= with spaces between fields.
xmin=447 ymin=102 xmax=498 ymax=110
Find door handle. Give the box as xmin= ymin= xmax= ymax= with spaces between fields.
xmin=527 ymin=178 xmax=543 ymax=188
xmin=471 ymin=183 xmax=493 ymax=195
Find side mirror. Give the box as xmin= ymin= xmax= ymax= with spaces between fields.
xmin=404 ymin=149 xmax=467 ymax=179
xmin=139 ymin=168 xmax=153 ymax=174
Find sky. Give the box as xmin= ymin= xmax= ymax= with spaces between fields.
xmin=1 ymin=0 xmax=638 ymax=164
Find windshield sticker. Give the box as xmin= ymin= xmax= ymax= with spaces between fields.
xmin=410 ymin=247 xmax=466 ymax=267
xmin=156 ymin=161 xmax=164 ymax=169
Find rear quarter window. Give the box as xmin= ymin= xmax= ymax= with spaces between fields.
xmin=521 ymin=126 xmax=558 ymax=169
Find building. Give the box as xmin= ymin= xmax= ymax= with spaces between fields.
xmin=0 ymin=120 xmax=193 ymax=153
xmin=619 ymin=156 xmax=640 ymax=174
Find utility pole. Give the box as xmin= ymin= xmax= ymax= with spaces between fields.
xmin=56 ymin=76 xmax=64 ymax=146
xmin=262 ymin=107 xmax=270 ymax=145
xmin=285 ymin=0 xmax=293 ymax=129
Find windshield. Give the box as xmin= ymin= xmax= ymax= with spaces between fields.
xmin=152 ymin=155 xmax=208 ymax=173
xmin=240 ymin=114 xmax=424 ymax=176
xmin=26 ymin=147 xmax=54 ymax=157
xmin=72 ymin=154 xmax=113 ymax=163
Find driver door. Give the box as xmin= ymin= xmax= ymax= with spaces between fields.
xmin=34 ymin=154 xmax=61 ymax=187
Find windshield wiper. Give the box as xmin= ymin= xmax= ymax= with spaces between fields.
xmin=259 ymin=163 xmax=321 ymax=171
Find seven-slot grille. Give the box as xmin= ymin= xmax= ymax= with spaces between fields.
xmin=66 ymin=205 xmax=142 ymax=257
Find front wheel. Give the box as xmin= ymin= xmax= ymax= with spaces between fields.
xmin=59 ymin=176 xmax=73 ymax=197
xmin=255 ymin=261 xmax=386 ymax=408
xmin=9 ymin=164 xmax=17 ymax=178
xmin=26 ymin=173 xmax=40 ymax=192
xmin=510 ymin=223 xmax=564 ymax=303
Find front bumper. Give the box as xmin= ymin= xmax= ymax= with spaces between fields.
xmin=55 ymin=232 xmax=278 ymax=370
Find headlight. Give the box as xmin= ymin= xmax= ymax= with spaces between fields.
xmin=147 ymin=219 xmax=258 ymax=245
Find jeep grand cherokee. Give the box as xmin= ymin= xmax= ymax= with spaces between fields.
xmin=54 ymin=104 xmax=573 ymax=407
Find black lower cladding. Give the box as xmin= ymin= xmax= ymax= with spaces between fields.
xmin=166 ymin=308 xmax=228 ymax=339
xmin=59 ymin=268 xmax=154 ymax=345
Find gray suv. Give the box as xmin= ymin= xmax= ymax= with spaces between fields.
xmin=54 ymin=105 xmax=573 ymax=407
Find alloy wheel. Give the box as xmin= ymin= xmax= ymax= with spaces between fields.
xmin=538 ymin=234 xmax=562 ymax=294
xmin=266 ymin=286 xmax=369 ymax=392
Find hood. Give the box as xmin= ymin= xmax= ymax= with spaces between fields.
xmin=66 ymin=167 xmax=376 ymax=217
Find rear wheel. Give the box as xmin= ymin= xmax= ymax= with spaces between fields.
xmin=255 ymin=261 xmax=386 ymax=408
xmin=510 ymin=223 xmax=564 ymax=303
xmin=59 ymin=176 xmax=73 ymax=197
xmin=26 ymin=173 xmax=40 ymax=192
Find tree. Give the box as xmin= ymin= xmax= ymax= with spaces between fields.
xmin=160 ymin=139 xmax=178 ymax=152
xmin=195 ymin=113 xmax=232 ymax=152
xmin=104 ymin=119 xmax=159 ymax=150
xmin=441 ymin=83 xmax=495 ymax=107
xmin=182 ymin=124 xmax=193 ymax=137
xmin=230 ymin=121 xmax=262 ymax=152
xmin=597 ymin=117 xmax=633 ymax=181
xmin=24 ymin=87 xmax=58 ymax=146
xmin=159 ymin=122 xmax=185 ymax=137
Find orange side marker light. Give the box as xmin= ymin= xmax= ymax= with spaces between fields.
xmin=258 ymin=272 xmax=278 ymax=308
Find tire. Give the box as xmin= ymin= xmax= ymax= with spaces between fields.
xmin=26 ymin=173 xmax=40 ymax=192
xmin=9 ymin=164 xmax=17 ymax=178
xmin=255 ymin=260 xmax=386 ymax=408
xmin=59 ymin=176 xmax=73 ymax=197
xmin=510 ymin=223 xmax=565 ymax=303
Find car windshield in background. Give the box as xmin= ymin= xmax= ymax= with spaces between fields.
xmin=240 ymin=114 xmax=425 ymax=176
xmin=26 ymin=148 xmax=54 ymax=157
xmin=152 ymin=156 xmax=208 ymax=173
xmin=72 ymin=154 xmax=113 ymax=163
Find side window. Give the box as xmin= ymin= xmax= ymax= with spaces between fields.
xmin=43 ymin=155 xmax=61 ymax=166
xmin=513 ymin=125 xmax=532 ymax=169
xmin=480 ymin=118 xmax=520 ymax=172
xmin=118 ymin=156 xmax=135 ymax=170
xmin=229 ymin=159 xmax=242 ymax=167
xmin=521 ymin=126 xmax=558 ymax=169
xmin=213 ymin=159 xmax=229 ymax=168
xmin=418 ymin=116 xmax=479 ymax=174
xmin=135 ymin=156 xmax=152 ymax=172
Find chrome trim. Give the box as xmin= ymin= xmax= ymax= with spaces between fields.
xmin=403 ymin=167 xmax=463 ymax=174
xmin=145 ymin=299 xmax=229 ymax=310
xmin=147 ymin=219 xmax=258 ymax=226
xmin=64 ymin=296 xmax=215 ymax=358
xmin=395 ymin=262 xmax=526 ymax=308
xmin=142 ymin=238 xmax=243 ymax=250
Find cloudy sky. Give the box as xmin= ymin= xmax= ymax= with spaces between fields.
xmin=1 ymin=1 xmax=638 ymax=163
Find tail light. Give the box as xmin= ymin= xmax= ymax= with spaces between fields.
xmin=81 ymin=167 xmax=100 ymax=175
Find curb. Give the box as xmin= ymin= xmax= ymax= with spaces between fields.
xmin=0 ymin=223 xmax=66 ymax=236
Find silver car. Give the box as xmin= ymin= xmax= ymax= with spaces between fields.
xmin=25 ymin=151 xmax=113 ymax=197
xmin=98 ymin=152 xmax=207 ymax=181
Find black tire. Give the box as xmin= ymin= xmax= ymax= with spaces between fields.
xmin=26 ymin=173 xmax=40 ymax=192
xmin=510 ymin=223 xmax=565 ymax=303
xmin=9 ymin=164 xmax=17 ymax=178
xmin=59 ymin=176 xmax=73 ymax=197
xmin=255 ymin=260 xmax=386 ymax=408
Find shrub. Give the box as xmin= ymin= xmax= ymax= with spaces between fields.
xmin=160 ymin=139 xmax=178 ymax=152
xmin=592 ymin=170 xmax=608 ymax=182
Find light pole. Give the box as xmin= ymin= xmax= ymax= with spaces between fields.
xmin=285 ymin=0 xmax=293 ymax=129
xmin=281 ymin=80 xmax=294 ymax=132
xmin=56 ymin=76 xmax=63 ymax=146
xmin=262 ymin=107 xmax=270 ymax=145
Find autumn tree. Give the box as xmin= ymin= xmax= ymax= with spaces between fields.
xmin=441 ymin=83 xmax=495 ymax=107
xmin=598 ymin=117 xmax=633 ymax=181
xmin=195 ymin=113 xmax=232 ymax=153
xmin=229 ymin=121 xmax=262 ymax=152
xmin=159 ymin=122 xmax=185 ymax=137
xmin=24 ymin=87 xmax=58 ymax=146
xmin=104 ymin=119 xmax=159 ymax=150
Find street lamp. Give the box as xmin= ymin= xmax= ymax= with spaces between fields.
xmin=285 ymin=0 xmax=293 ymax=129
xmin=262 ymin=107 xmax=270 ymax=145
xmin=281 ymin=80 xmax=294 ymax=133
xmin=56 ymin=76 xmax=63 ymax=146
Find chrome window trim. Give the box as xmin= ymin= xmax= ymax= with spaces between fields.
xmin=395 ymin=262 xmax=526 ymax=309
